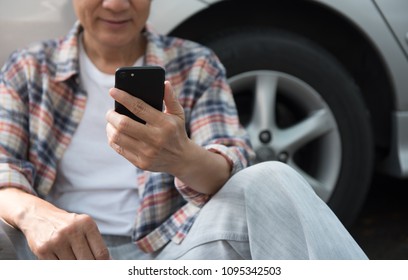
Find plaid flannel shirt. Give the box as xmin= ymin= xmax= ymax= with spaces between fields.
xmin=0 ymin=22 xmax=254 ymax=252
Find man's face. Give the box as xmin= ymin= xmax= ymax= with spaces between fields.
xmin=72 ymin=0 xmax=151 ymax=48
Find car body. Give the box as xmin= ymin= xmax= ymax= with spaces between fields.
xmin=1 ymin=0 xmax=407 ymax=226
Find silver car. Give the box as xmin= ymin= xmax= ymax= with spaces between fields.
xmin=1 ymin=0 xmax=407 ymax=226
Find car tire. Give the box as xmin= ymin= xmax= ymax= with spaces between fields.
xmin=203 ymin=28 xmax=374 ymax=226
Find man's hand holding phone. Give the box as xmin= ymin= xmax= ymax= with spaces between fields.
xmin=107 ymin=77 xmax=231 ymax=195
xmin=107 ymin=80 xmax=192 ymax=174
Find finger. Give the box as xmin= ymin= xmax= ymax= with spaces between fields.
xmin=32 ymin=240 xmax=63 ymax=260
xmin=106 ymin=110 xmax=153 ymax=146
xmin=163 ymin=81 xmax=184 ymax=118
xmin=106 ymin=121 xmax=125 ymax=155
xmin=106 ymin=122 xmax=145 ymax=163
xmin=109 ymin=87 xmax=161 ymax=125
xmin=53 ymin=244 xmax=77 ymax=260
xmin=70 ymin=234 xmax=97 ymax=260
xmin=84 ymin=224 xmax=110 ymax=260
xmin=106 ymin=109 xmax=146 ymax=136
xmin=106 ymin=118 xmax=137 ymax=150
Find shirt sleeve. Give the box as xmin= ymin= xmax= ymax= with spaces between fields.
xmin=0 ymin=51 xmax=37 ymax=195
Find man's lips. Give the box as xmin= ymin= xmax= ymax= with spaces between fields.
xmin=101 ymin=18 xmax=131 ymax=25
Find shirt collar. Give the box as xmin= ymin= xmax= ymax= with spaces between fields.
xmin=143 ymin=24 xmax=167 ymax=68
xmin=53 ymin=21 xmax=82 ymax=82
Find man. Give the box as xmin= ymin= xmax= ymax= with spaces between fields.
xmin=0 ymin=0 xmax=367 ymax=260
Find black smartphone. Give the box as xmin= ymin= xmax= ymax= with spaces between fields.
xmin=114 ymin=66 xmax=165 ymax=124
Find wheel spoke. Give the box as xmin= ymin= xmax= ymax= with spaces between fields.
xmin=276 ymin=108 xmax=335 ymax=152
xmin=251 ymin=74 xmax=278 ymax=131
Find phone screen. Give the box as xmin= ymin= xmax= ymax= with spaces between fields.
xmin=114 ymin=66 xmax=165 ymax=123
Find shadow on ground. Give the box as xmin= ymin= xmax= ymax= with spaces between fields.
xmin=350 ymin=173 xmax=408 ymax=260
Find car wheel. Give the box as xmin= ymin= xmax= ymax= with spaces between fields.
xmin=204 ymin=28 xmax=374 ymax=226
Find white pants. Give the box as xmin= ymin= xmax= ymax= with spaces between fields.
xmin=0 ymin=162 xmax=368 ymax=260
xmin=108 ymin=162 xmax=368 ymax=260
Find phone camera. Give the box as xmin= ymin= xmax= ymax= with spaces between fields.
xmin=119 ymin=71 xmax=127 ymax=79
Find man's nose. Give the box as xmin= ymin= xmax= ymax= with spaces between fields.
xmin=102 ymin=0 xmax=131 ymax=12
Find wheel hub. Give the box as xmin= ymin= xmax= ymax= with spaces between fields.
xmin=255 ymin=146 xmax=276 ymax=162
xmin=259 ymin=130 xmax=272 ymax=144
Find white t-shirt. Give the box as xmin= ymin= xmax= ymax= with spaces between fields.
xmin=46 ymin=36 xmax=143 ymax=236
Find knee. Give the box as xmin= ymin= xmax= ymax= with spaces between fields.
xmin=234 ymin=161 xmax=306 ymax=184
xmin=230 ymin=161 xmax=313 ymax=195
xmin=249 ymin=161 xmax=296 ymax=175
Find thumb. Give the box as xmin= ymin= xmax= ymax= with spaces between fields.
xmin=163 ymin=81 xmax=184 ymax=118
